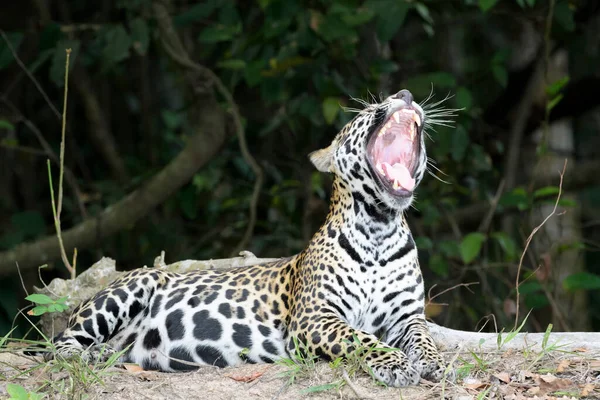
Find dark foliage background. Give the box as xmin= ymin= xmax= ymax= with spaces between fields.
xmin=1 ymin=0 xmax=599 ymax=337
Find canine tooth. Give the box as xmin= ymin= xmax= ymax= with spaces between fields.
xmin=414 ymin=113 xmax=421 ymax=127
xmin=377 ymin=163 xmax=384 ymax=174
xmin=393 ymin=179 xmax=400 ymax=190
xmin=392 ymin=111 xmax=400 ymax=123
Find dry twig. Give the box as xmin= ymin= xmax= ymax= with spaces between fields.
xmin=427 ymin=282 xmax=478 ymax=307
xmin=48 ymin=49 xmax=74 ymax=278
xmin=514 ymin=160 xmax=567 ymax=329
xmin=342 ymin=369 xmax=372 ymax=400
xmin=0 ymin=29 xmax=61 ymax=119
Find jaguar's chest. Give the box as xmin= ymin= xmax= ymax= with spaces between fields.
xmin=312 ymin=223 xmax=423 ymax=330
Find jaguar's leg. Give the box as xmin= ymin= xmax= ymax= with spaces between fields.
xmin=48 ymin=269 xmax=171 ymax=362
xmin=287 ymin=312 xmax=420 ymax=387
xmin=386 ymin=315 xmax=446 ymax=382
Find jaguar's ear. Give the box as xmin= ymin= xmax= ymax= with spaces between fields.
xmin=309 ymin=144 xmax=335 ymax=173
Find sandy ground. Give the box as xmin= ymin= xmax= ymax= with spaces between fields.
xmin=1 ymin=348 xmax=599 ymax=399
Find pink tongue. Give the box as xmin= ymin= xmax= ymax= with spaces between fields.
xmin=381 ymin=162 xmax=415 ymax=191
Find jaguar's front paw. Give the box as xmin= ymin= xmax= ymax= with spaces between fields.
xmin=407 ymin=346 xmax=450 ymax=382
xmin=367 ymin=351 xmax=420 ymax=387
xmin=48 ymin=343 xmax=119 ymax=364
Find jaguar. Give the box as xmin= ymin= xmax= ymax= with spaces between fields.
xmin=44 ymin=89 xmax=450 ymax=387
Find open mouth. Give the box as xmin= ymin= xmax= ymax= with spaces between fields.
xmin=367 ymin=107 xmax=422 ymax=196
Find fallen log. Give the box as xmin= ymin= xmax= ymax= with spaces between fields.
xmin=35 ymin=255 xmax=600 ymax=357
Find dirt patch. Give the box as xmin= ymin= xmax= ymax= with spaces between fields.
xmin=1 ymin=349 xmax=599 ymax=399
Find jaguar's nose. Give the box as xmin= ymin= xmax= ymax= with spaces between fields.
xmin=392 ymin=89 xmax=413 ymax=105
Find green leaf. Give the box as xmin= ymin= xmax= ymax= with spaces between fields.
xmin=366 ymin=0 xmax=410 ymax=42
xmin=55 ymin=303 xmax=69 ymax=312
xmin=340 ymin=8 xmax=374 ymax=26
xmin=554 ymin=1 xmax=575 ymax=32
xmin=28 ymin=48 xmax=54 ymax=75
xmin=546 ymin=76 xmax=569 ymax=97
xmin=439 ymin=239 xmax=460 ymax=259
xmin=317 ymin=12 xmax=355 ymax=42
xmin=491 ymin=232 xmax=517 ymax=261
xmin=546 ymin=94 xmax=563 ymax=112
xmin=456 ymin=87 xmax=473 ymax=109
xmin=479 ymin=0 xmax=499 ymax=12
xmin=39 ymin=22 xmax=62 ymax=51
xmin=459 ymin=232 xmax=486 ymax=264
xmin=451 ymin=125 xmax=469 ymax=162
xmin=6 ymin=383 xmax=28 ymax=400
xmin=217 ymin=59 xmax=246 ymax=70
xmin=300 ymin=383 xmax=339 ymax=394
xmin=499 ymin=187 xmax=530 ymax=211
xmin=0 ymin=120 xmax=15 ymax=131
xmin=524 ymin=293 xmax=549 ymax=309
xmin=49 ymin=39 xmax=80 ymax=87
xmin=558 ymin=198 xmax=576 ymax=207
xmin=103 ymin=25 xmax=132 ymax=66
xmin=322 ymin=97 xmax=340 ymax=125
xmin=526 ymin=0 xmax=536 ymax=6
xmin=0 ymin=32 xmax=23 ymax=69
xmin=161 ymin=110 xmax=184 ymax=130
xmin=429 ymin=254 xmax=449 ymax=277
xmin=130 ymin=18 xmax=149 ymax=56
xmin=25 ymin=293 xmax=55 ymax=305
xmin=415 ymin=236 xmax=433 ymax=250
xmin=179 ymin=186 xmax=198 ymax=220
xmin=518 ymin=281 xmax=543 ymax=295
xmin=563 ymin=272 xmax=600 ymax=291
xmin=414 ymin=3 xmax=434 ymax=24
xmin=174 ymin=1 xmax=219 ymax=27
xmin=533 ymin=186 xmax=560 ymax=199
xmin=243 ymin=60 xmax=264 ymax=87
xmin=491 ymin=64 xmax=508 ymax=87
xmin=30 ymin=306 xmax=49 ymax=316
xmin=198 ymin=24 xmax=240 ymax=43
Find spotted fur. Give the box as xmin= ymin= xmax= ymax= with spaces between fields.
xmin=47 ymin=90 xmax=446 ymax=386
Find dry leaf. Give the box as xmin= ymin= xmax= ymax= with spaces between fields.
xmin=536 ymin=373 xmax=575 ymax=395
xmin=503 ymin=298 xmax=517 ymax=316
xmin=589 ymin=360 xmax=600 ymax=370
xmin=225 ymin=367 xmax=268 ymax=383
xmin=556 ymin=359 xmax=570 ymax=373
xmin=493 ymin=372 xmax=511 ymax=384
xmin=463 ymin=378 xmax=488 ymax=390
xmin=425 ymin=302 xmax=445 ymax=318
xmin=123 ymin=363 xmax=145 ymax=373
xmin=572 ymin=347 xmax=588 ymax=353
xmin=581 ymin=383 xmax=595 ymax=396
xmin=526 ymin=386 xmax=540 ymax=395
xmin=539 ymin=374 xmax=558 ymax=383
xmin=536 ymin=253 xmax=552 ymax=281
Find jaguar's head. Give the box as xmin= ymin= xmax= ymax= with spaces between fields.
xmin=310 ymin=89 xmax=446 ymax=211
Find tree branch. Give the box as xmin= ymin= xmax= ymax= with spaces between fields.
xmin=152 ymin=0 xmax=264 ymax=256
xmin=71 ymin=66 xmax=131 ymax=185
xmin=0 ymin=92 xmax=226 ymax=275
